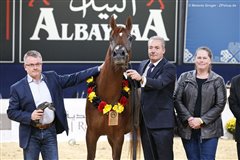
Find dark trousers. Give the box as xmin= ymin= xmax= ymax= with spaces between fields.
xmin=140 ymin=119 xmax=174 ymax=160
xmin=237 ymin=142 xmax=240 ymax=159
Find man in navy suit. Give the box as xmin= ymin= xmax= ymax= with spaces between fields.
xmin=127 ymin=36 xmax=176 ymax=160
xmin=229 ymin=74 xmax=240 ymax=159
xmin=7 ymin=50 xmax=101 ymax=160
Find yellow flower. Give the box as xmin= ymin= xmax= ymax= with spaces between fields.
xmin=86 ymin=77 xmax=130 ymax=115
xmin=123 ymin=86 xmax=130 ymax=93
xmin=113 ymin=103 xmax=124 ymax=113
xmin=87 ymin=76 xmax=94 ymax=83
xmin=88 ymin=92 xmax=96 ymax=102
xmin=103 ymin=104 xmax=112 ymax=114
xmin=226 ymin=117 xmax=236 ymax=134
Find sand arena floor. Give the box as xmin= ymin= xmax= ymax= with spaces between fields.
xmin=0 ymin=137 xmax=237 ymax=160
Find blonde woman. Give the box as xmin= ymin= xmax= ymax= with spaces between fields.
xmin=174 ymin=47 xmax=227 ymax=160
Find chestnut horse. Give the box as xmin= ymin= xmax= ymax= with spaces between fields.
xmin=85 ymin=16 xmax=139 ymax=160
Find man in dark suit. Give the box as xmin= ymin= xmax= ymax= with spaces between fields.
xmin=229 ymin=74 xmax=240 ymax=159
xmin=126 ymin=36 xmax=176 ymax=160
xmin=7 ymin=50 xmax=101 ymax=160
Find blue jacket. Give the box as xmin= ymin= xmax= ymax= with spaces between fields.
xmin=7 ymin=66 xmax=99 ymax=149
xmin=139 ymin=58 xmax=176 ymax=129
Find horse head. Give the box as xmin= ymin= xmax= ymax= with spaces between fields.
xmin=108 ymin=16 xmax=133 ymax=70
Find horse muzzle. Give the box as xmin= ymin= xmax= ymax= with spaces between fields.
xmin=112 ymin=46 xmax=129 ymax=66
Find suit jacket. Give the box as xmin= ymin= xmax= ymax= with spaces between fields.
xmin=139 ymin=58 xmax=176 ymax=129
xmin=228 ymin=74 xmax=240 ymax=142
xmin=7 ymin=66 xmax=99 ymax=149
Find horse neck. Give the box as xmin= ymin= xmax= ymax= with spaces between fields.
xmin=100 ymin=48 xmax=125 ymax=84
xmin=98 ymin=63 xmax=124 ymax=90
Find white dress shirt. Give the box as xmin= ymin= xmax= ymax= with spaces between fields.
xmin=141 ymin=59 xmax=162 ymax=87
xmin=27 ymin=75 xmax=54 ymax=124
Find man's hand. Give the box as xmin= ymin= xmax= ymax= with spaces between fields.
xmin=31 ymin=109 xmax=44 ymax=121
xmin=126 ymin=69 xmax=142 ymax=81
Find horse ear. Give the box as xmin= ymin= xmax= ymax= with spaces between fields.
xmin=125 ymin=16 xmax=132 ymax=31
xmin=110 ymin=16 xmax=117 ymax=30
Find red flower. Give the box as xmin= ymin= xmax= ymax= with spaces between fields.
xmin=119 ymin=96 xmax=128 ymax=106
xmin=98 ymin=101 xmax=107 ymax=112
xmin=122 ymin=80 xmax=128 ymax=87
xmin=87 ymin=87 xmax=94 ymax=94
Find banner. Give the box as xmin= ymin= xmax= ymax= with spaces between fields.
xmin=184 ymin=0 xmax=240 ymax=64
xmin=0 ymin=0 xmax=178 ymax=63
xmin=0 ymin=0 xmax=15 ymax=63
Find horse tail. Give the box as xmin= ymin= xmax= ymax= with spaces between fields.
xmin=129 ymin=127 xmax=141 ymax=160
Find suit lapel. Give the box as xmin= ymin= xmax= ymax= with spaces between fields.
xmin=23 ymin=77 xmax=36 ymax=110
xmin=148 ymin=58 xmax=166 ymax=78
xmin=140 ymin=60 xmax=150 ymax=75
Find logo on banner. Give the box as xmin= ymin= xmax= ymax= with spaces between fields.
xmin=220 ymin=42 xmax=240 ymax=63
xmin=28 ymin=0 xmax=50 ymax=7
xmin=28 ymin=0 xmax=169 ymax=41
xmin=184 ymin=42 xmax=240 ymax=64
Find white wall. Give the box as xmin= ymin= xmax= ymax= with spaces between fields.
xmin=0 ymin=92 xmax=234 ymax=143
xmin=0 ymin=99 xmax=122 ymax=143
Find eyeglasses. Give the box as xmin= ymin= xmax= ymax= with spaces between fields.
xmin=25 ymin=63 xmax=42 ymax=67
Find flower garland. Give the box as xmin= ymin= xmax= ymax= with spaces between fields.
xmin=86 ymin=76 xmax=130 ymax=114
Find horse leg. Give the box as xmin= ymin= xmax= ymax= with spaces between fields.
xmin=86 ymin=129 xmax=100 ymax=160
xmin=107 ymin=135 xmax=124 ymax=160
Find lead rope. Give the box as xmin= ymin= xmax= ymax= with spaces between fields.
xmin=128 ymin=63 xmax=139 ymax=160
